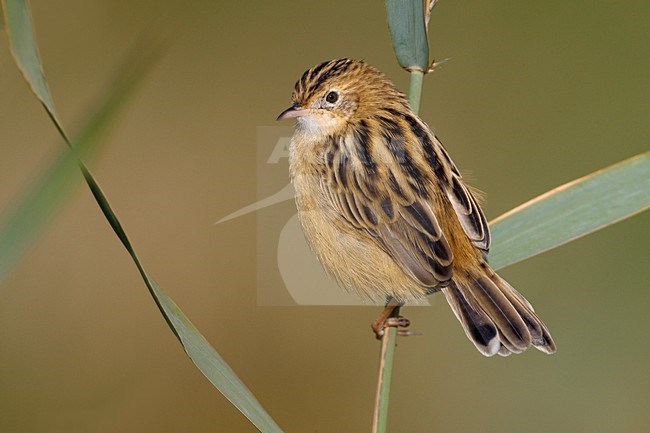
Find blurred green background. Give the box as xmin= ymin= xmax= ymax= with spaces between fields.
xmin=1 ymin=1 xmax=648 ymax=432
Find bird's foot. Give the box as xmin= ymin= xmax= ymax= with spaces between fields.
xmin=371 ymin=303 xmax=420 ymax=339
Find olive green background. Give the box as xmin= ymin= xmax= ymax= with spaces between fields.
xmin=1 ymin=1 xmax=648 ymax=432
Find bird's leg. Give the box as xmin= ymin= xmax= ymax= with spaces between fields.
xmin=371 ymin=297 xmax=418 ymax=339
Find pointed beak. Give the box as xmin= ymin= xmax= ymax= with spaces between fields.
xmin=276 ymin=105 xmax=310 ymax=121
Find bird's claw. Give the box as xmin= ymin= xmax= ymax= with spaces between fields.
xmin=372 ymin=315 xmax=420 ymax=339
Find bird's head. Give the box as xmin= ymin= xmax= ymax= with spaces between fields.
xmin=277 ymin=58 xmax=407 ymax=136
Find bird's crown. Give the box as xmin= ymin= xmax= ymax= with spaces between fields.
xmin=291 ymin=58 xmax=407 ymax=116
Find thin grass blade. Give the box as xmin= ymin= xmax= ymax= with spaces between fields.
xmin=489 ymin=152 xmax=650 ymax=270
xmin=0 ymin=20 xmax=161 ymax=282
xmin=3 ymin=1 xmax=284 ymax=430
xmin=82 ymin=139 xmax=285 ymax=433
xmin=2 ymin=0 xmax=61 ymax=128
xmin=147 ymin=274 xmax=284 ymax=433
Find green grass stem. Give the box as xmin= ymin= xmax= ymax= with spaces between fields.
xmin=408 ymin=70 xmax=424 ymax=113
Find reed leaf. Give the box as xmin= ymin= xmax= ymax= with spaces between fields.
xmin=2 ymin=0 xmax=60 ymax=126
xmin=489 ymin=152 xmax=650 ymax=270
xmin=385 ymin=0 xmax=429 ymax=71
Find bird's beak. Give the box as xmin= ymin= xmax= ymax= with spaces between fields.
xmin=276 ymin=105 xmax=310 ymax=121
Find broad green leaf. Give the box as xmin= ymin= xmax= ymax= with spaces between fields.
xmin=385 ymin=0 xmax=429 ymax=72
xmin=489 ymin=152 xmax=650 ymax=270
xmin=3 ymin=1 xmax=284 ymax=431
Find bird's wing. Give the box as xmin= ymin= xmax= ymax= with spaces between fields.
xmin=322 ymin=129 xmax=455 ymax=287
xmin=435 ymin=139 xmax=491 ymax=252
xmin=386 ymin=109 xmax=491 ymax=252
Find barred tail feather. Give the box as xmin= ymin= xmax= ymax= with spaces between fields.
xmin=442 ymin=262 xmax=556 ymax=357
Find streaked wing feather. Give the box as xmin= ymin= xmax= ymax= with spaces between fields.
xmin=326 ymin=157 xmax=453 ymax=288
xmin=444 ymin=173 xmax=491 ymax=251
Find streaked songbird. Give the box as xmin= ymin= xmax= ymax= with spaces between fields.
xmin=277 ymin=58 xmax=555 ymax=356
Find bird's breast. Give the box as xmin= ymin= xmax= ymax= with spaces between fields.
xmin=287 ymin=134 xmax=427 ymax=303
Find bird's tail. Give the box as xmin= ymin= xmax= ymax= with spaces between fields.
xmin=442 ymin=261 xmax=556 ymax=357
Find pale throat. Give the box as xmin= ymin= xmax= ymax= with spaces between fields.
xmin=294 ymin=111 xmax=346 ymax=139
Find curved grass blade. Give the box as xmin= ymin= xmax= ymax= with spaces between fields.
xmin=385 ymin=0 xmax=429 ymax=72
xmin=147 ymin=275 xmax=284 ymax=433
xmin=82 ymin=139 xmax=284 ymax=433
xmin=2 ymin=0 xmax=61 ymax=128
xmin=3 ymin=1 xmax=284 ymax=431
xmin=489 ymin=151 xmax=650 ymax=270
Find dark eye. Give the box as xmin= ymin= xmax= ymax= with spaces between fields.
xmin=325 ymin=91 xmax=339 ymax=103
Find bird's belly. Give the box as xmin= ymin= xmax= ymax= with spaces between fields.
xmin=294 ymin=184 xmax=427 ymax=304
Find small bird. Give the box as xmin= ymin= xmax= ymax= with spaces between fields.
xmin=277 ymin=58 xmax=555 ymax=357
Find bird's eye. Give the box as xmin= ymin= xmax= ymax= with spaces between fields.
xmin=325 ymin=91 xmax=339 ymax=103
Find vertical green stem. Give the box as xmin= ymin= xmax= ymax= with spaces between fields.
xmin=408 ymin=70 xmax=424 ymax=114
xmin=372 ymin=307 xmax=400 ymax=433
xmin=372 ymin=69 xmax=426 ymax=433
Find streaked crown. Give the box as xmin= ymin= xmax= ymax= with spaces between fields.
xmin=291 ymin=58 xmax=408 ymax=118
